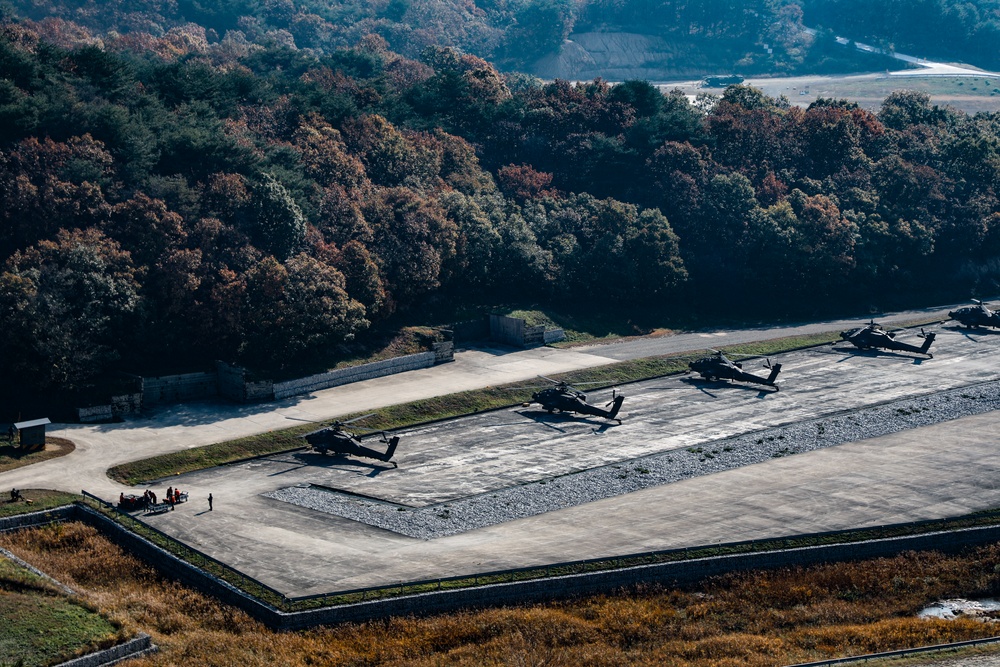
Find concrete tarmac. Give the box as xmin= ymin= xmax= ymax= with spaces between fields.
xmin=133 ymin=324 xmax=1000 ymax=596
xmin=0 ymin=299 xmax=964 ymax=499
xmin=0 ymin=299 xmax=994 ymax=598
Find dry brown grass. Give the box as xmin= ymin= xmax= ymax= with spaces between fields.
xmin=2 ymin=523 xmax=1000 ymax=666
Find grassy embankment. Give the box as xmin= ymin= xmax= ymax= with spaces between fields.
xmin=108 ymin=329 xmax=846 ymax=486
xmin=0 ymin=548 xmax=124 ymax=667
xmin=0 ymin=490 xmax=81 ymax=519
xmin=3 ymin=521 xmax=1000 ymax=667
xmin=0 ymin=437 xmax=74 ymax=475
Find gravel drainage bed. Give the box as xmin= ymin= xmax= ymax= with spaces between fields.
xmin=264 ymin=380 xmax=1000 ymax=540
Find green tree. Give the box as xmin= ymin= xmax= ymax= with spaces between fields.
xmin=247 ymin=173 xmax=307 ymax=260
xmin=0 ymin=228 xmax=140 ymax=390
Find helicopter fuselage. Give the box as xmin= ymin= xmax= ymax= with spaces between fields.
xmin=530 ymin=386 xmax=625 ymax=422
xmin=949 ymin=305 xmax=1000 ymax=329
xmin=304 ymin=428 xmax=400 ymax=466
xmin=688 ymin=354 xmax=781 ymax=388
xmin=840 ymin=324 xmax=935 ymax=357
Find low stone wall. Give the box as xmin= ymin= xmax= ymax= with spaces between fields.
xmin=543 ymin=329 xmax=566 ymax=344
xmin=216 ymin=361 xmax=274 ymax=403
xmin=110 ymin=393 xmax=142 ymax=415
xmin=0 ymin=505 xmax=78 ymax=533
xmin=142 ymin=372 xmax=217 ymax=405
xmin=77 ymin=405 xmax=114 ymax=423
xmin=55 ymin=633 xmax=156 ymax=667
xmin=273 ymin=352 xmax=436 ymax=400
xmin=77 ymin=393 xmax=142 ymax=423
xmin=433 ymin=341 xmax=454 ymax=364
xmin=489 ymin=314 xmax=525 ymax=346
xmin=487 ymin=315 xmax=560 ymax=347
xmin=276 ymin=525 xmax=1000 ymax=628
xmin=523 ymin=325 xmax=546 ymax=347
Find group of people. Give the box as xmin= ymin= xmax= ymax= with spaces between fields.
xmin=117 ymin=489 xmax=212 ymax=511
xmin=119 ymin=487 xmax=184 ymax=510
xmin=9 ymin=488 xmax=24 ymax=502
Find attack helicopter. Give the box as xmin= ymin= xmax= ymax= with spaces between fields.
xmin=839 ymin=321 xmax=936 ymax=357
xmin=949 ymin=300 xmax=1000 ymax=329
xmin=302 ymin=414 xmax=401 ymax=467
xmin=688 ymin=351 xmax=782 ymax=390
xmin=526 ymin=376 xmax=625 ymax=423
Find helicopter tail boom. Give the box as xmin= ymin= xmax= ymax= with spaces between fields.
xmin=919 ymin=331 xmax=936 ymax=356
xmin=382 ymin=436 xmax=400 ymax=462
xmin=765 ymin=362 xmax=782 ymax=385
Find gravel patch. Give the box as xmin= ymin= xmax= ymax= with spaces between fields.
xmin=264 ymin=380 xmax=1000 ymax=540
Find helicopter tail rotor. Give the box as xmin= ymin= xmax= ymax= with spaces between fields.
xmin=606 ymin=392 xmax=625 ymax=421
xmin=604 ymin=388 xmax=620 ymax=408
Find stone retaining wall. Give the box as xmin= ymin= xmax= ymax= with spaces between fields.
xmin=21 ymin=503 xmax=1000 ymax=631
xmin=489 ymin=314 xmax=525 ymax=346
xmin=274 ymin=526 xmax=1000 ymax=628
xmin=142 ymin=372 xmax=218 ymax=405
xmin=543 ymin=329 xmax=566 ymax=344
xmin=77 ymin=393 xmax=142 ymax=423
xmin=0 ymin=505 xmax=79 ymax=532
xmin=523 ymin=325 xmax=546 ymax=347
xmin=54 ymin=633 xmax=156 ymax=667
xmin=433 ymin=341 xmax=454 ymax=364
xmin=273 ymin=352 xmax=437 ymax=400
xmin=77 ymin=405 xmax=114 ymax=423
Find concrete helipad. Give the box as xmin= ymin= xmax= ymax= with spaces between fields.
xmin=132 ymin=325 xmax=1000 ymax=596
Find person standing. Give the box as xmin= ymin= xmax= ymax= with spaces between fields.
xmin=208 ymin=493 xmax=213 ymax=511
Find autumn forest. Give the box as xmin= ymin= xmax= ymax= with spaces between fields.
xmin=2 ymin=1 xmax=1000 ymax=403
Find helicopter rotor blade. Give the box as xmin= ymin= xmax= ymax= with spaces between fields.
xmin=340 ymin=413 xmax=377 ymax=426
xmin=280 ymin=415 xmax=324 ymax=423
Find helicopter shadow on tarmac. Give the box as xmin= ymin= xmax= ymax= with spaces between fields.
xmin=946 ymin=324 xmax=1000 ymax=341
xmin=679 ymin=377 xmax=776 ymax=399
xmin=266 ymin=451 xmax=396 ymax=477
xmin=826 ymin=344 xmax=929 ymax=365
xmin=512 ymin=409 xmax=622 ymax=434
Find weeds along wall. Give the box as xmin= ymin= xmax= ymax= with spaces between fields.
xmin=5 ymin=504 xmax=1000 ymax=630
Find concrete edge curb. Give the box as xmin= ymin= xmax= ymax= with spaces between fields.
xmin=54 ymin=633 xmax=157 ymax=667
xmin=0 ymin=545 xmax=77 ymax=596
xmin=785 ymin=634 xmax=1000 ymax=666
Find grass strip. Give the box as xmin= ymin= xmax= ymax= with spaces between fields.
xmin=108 ymin=329 xmax=846 ymax=486
xmin=0 ymin=490 xmax=81 ymax=518
xmin=0 ymin=555 xmax=123 ymax=667
xmin=0 ymin=437 xmax=75 ymax=475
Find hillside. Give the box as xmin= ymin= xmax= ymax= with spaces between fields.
xmin=1 ymin=2 xmax=1000 ymax=407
